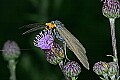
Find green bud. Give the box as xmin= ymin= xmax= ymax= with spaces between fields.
xmin=108 ymin=62 xmax=118 ymax=77
xmin=102 ymin=0 xmax=120 ymax=19
xmin=2 ymin=40 xmax=20 ymax=61
xmin=93 ymin=61 xmax=109 ymax=75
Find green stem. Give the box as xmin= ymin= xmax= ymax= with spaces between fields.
xmin=109 ymin=18 xmax=118 ymax=62
xmin=71 ymin=77 xmax=76 ymax=80
xmin=109 ymin=18 xmax=119 ymax=77
xmin=8 ymin=60 xmax=16 ymax=80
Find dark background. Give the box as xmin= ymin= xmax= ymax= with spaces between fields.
xmin=0 ymin=0 xmax=120 ymax=80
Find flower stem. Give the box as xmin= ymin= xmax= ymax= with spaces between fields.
xmin=8 ymin=60 xmax=16 ymax=80
xmin=71 ymin=77 xmax=76 ymax=80
xmin=109 ymin=18 xmax=119 ymax=77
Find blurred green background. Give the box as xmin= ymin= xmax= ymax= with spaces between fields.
xmin=0 ymin=0 xmax=120 ymax=80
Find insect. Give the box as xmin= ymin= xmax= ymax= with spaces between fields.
xmin=22 ymin=20 xmax=89 ymax=70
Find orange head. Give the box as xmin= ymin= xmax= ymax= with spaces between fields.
xmin=45 ymin=22 xmax=56 ymax=30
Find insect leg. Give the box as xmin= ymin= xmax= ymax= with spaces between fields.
xmin=63 ymin=41 xmax=70 ymax=62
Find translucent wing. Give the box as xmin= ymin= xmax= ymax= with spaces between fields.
xmin=56 ymin=26 xmax=89 ymax=70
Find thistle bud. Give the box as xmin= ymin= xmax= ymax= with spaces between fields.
xmin=51 ymin=42 xmax=64 ymax=59
xmin=108 ymin=62 xmax=118 ymax=77
xmin=44 ymin=42 xmax=64 ymax=65
xmin=2 ymin=40 xmax=20 ymax=61
xmin=93 ymin=61 xmax=109 ymax=75
xmin=45 ymin=50 xmax=62 ymax=65
xmin=102 ymin=0 xmax=120 ymax=18
xmin=63 ymin=61 xmax=81 ymax=77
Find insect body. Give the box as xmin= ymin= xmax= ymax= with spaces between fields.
xmin=22 ymin=20 xmax=89 ymax=70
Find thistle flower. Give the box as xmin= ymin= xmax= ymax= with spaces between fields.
xmin=63 ymin=61 xmax=81 ymax=77
xmin=93 ymin=61 xmax=109 ymax=75
xmin=33 ymin=29 xmax=54 ymax=50
xmin=102 ymin=0 xmax=120 ymax=19
xmin=2 ymin=40 xmax=20 ymax=61
xmin=108 ymin=62 xmax=118 ymax=77
xmin=45 ymin=42 xmax=64 ymax=65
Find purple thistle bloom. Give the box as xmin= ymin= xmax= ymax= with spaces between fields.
xmin=33 ymin=29 xmax=54 ymax=50
xmin=93 ymin=61 xmax=109 ymax=75
xmin=102 ymin=0 xmax=120 ymax=18
xmin=63 ymin=61 xmax=81 ymax=77
xmin=2 ymin=40 xmax=20 ymax=61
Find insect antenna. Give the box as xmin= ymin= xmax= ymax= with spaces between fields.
xmin=19 ymin=23 xmax=44 ymax=29
xmin=22 ymin=25 xmax=46 ymax=35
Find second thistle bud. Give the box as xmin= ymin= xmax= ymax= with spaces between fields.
xmin=102 ymin=0 xmax=120 ymax=19
xmin=93 ymin=61 xmax=109 ymax=75
xmin=45 ymin=50 xmax=63 ymax=65
xmin=44 ymin=42 xmax=65 ymax=65
xmin=2 ymin=40 xmax=20 ymax=61
xmin=63 ymin=61 xmax=81 ymax=77
xmin=108 ymin=62 xmax=118 ymax=77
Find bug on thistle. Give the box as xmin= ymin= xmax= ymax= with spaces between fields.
xmin=33 ymin=29 xmax=65 ymax=65
xmin=22 ymin=20 xmax=89 ymax=70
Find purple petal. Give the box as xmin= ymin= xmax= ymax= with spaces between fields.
xmin=33 ymin=30 xmax=54 ymax=49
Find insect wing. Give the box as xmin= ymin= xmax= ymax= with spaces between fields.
xmin=56 ymin=26 xmax=89 ymax=70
